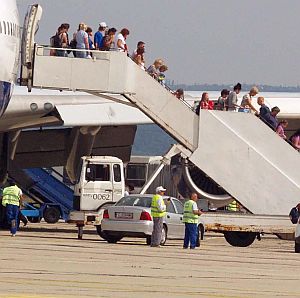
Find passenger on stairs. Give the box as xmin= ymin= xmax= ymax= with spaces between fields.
xmin=94 ymin=22 xmax=107 ymax=50
xmin=75 ymin=23 xmax=89 ymax=58
xmin=131 ymin=41 xmax=145 ymax=59
xmin=86 ymin=27 xmax=95 ymax=57
xmin=239 ymin=86 xmax=259 ymax=114
xmin=133 ymin=47 xmax=146 ymax=70
xmin=157 ymin=65 xmax=168 ymax=86
xmin=195 ymin=92 xmax=213 ymax=115
xmin=276 ymin=120 xmax=288 ymax=139
xmin=257 ymin=96 xmax=271 ymax=120
xmin=101 ymin=27 xmax=117 ymax=51
xmin=216 ymin=89 xmax=229 ymax=111
xmin=263 ymin=106 xmax=280 ymax=130
xmin=116 ymin=28 xmax=130 ymax=53
xmin=147 ymin=59 xmax=164 ymax=79
xmin=173 ymin=88 xmax=184 ymax=100
xmin=227 ymin=83 xmax=242 ymax=111
xmin=289 ymin=129 xmax=300 ymax=150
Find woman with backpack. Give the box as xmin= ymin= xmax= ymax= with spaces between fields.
xmin=53 ymin=24 xmax=68 ymax=57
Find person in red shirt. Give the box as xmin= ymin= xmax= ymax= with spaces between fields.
xmin=196 ymin=92 xmax=213 ymax=114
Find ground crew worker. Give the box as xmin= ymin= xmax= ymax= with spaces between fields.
xmin=183 ymin=193 xmax=202 ymax=249
xmin=150 ymin=186 xmax=167 ymax=247
xmin=2 ymin=180 xmax=23 ymax=237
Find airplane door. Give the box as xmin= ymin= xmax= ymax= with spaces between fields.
xmin=20 ymin=4 xmax=42 ymax=89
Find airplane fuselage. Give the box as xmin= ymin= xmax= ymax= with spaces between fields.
xmin=0 ymin=0 xmax=20 ymax=117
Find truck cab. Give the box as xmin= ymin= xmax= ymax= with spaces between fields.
xmin=73 ymin=156 xmax=124 ymax=211
xmin=69 ymin=156 xmax=125 ymax=230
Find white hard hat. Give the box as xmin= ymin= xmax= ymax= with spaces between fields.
xmin=156 ymin=186 xmax=166 ymax=193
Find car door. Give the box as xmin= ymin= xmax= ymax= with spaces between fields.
xmin=165 ymin=198 xmax=184 ymax=239
xmin=172 ymin=199 xmax=185 ymax=238
xmin=81 ymin=163 xmax=113 ymax=210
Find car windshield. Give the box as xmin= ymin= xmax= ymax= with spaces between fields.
xmin=116 ymin=196 xmax=152 ymax=208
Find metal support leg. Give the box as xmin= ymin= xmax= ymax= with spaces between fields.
xmin=77 ymin=225 xmax=84 ymax=240
xmin=140 ymin=144 xmax=191 ymax=194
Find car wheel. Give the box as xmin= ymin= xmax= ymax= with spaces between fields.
xmin=146 ymin=235 xmax=151 ymax=245
xmin=295 ymin=241 xmax=300 ymax=253
xmin=106 ymin=234 xmax=123 ymax=244
xmin=160 ymin=225 xmax=167 ymax=246
xmin=96 ymin=225 xmax=108 ymax=240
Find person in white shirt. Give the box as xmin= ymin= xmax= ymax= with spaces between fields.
xmin=116 ymin=28 xmax=130 ymax=53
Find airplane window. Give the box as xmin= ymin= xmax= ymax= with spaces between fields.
xmin=7 ymin=22 xmax=10 ymax=35
xmin=0 ymin=22 xmax=2 ymax=34
xmin=3 ymin=21 xmax=6 ymax=35
xmin=10 ymin=22 xmax=13 ymax=35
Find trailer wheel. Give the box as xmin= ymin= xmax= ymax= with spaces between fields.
xmin=43 ymin=207 xmax=60 ymax=224
xmin=27 ymin=216 xmax=41 ymax=223
xmin=224 ymin=231 xmax=257 ymax=247
xmin=196 ymin=224 xmax=205 ymax=247
xmin=295 ymin=241 xmax=300 ymax=253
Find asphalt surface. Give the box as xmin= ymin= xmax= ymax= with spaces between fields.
xmin=0 ymin=222 xmax=299 ymax=298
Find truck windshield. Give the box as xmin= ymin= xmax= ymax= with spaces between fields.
xmin=116 ymin=196 xmax=152 ymax=208
xmin=85 ymin=164 xmax=110 ymax=181
xmin=126 ymin=164 xmax=146 ymax=187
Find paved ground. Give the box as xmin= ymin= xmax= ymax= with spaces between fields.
xmin=0 ymin=223 xmax=299 ymax=298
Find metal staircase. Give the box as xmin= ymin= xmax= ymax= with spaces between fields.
xmin=20 ymin=4 xmax=300 ymax=215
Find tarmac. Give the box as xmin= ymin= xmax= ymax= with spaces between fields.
xmin=0 ymin=222 xmax=299 ymax=298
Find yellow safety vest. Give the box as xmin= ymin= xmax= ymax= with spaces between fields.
xmin=227 ymin=200 xmax=238 ymax=211
xmin=151 ymin=194 xmax=166 ymax=218
xmin=2 ymin=185 xmax=21 ymax=207
xmin=183 ymin=200 xmax=198 ymax=224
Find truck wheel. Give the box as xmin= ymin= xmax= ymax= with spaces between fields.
xmin=224 ymin=231 xmax=256 ymax=247
xmin=43 ymin=207 xmax=60 ymax=224
xmin=295 ymin=241 xmax=300 ymax=253
xmin=96 ymin=225 xmax=108 ymax=240
xmin=160 ymin=225 xmax=167 ymax=246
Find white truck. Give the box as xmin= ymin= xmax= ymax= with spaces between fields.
xmin=68 ymin=156 xmax=125 ymax=239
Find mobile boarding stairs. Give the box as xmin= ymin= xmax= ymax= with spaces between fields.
xmin=20 ymin=4 xmax=300 ymax=217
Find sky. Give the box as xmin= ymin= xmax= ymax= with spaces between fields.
xmin=17 ymin=0 xmax=300 ymax=86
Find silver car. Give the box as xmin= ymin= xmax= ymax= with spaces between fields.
xmin=100 ymin=194 xmax=205 ymax=245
